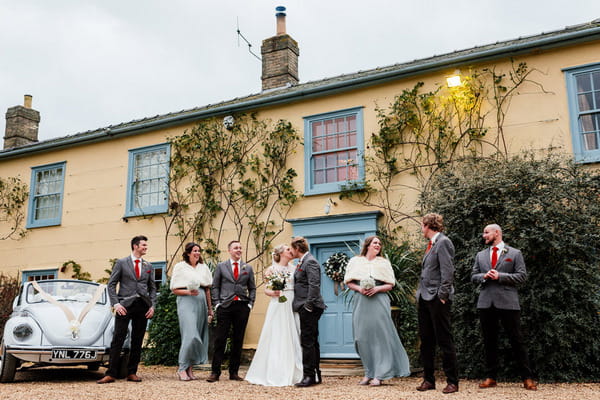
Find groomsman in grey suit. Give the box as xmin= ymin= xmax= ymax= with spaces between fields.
xmin=97 ymin=235 xmax=156 ymax=384
xmin=416 ymin=213 xmax=459 ymax=394
xmin=207 ymin=240 xmax=256 ymax=382
xmin=291 ymin=237 xmax=326 ymax=387
xmin=471 ymin=224 xmax=537 ymax=391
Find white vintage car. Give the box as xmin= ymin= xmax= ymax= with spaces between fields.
xmin=0 ymin=279 xmax=129 ymax=383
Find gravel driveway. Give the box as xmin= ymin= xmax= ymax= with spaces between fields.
xmin=1 ymin=365 xmax=599 ymax=400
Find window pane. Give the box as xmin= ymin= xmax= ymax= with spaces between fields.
xmin=347 ymin=115 xmax=356 ymax=131
xmin=583 ymin=132 xmax=598 ymax=150
xmin=314 ymin=155 xmax=325 ymax=169
xmin=324 ymin=119 xmax=335 ymax=135
xmin=579 ymin=93 xmax=593 ymax=111
xmin=576 ymin=74 xmax=591 ymax=92
xmin=326 ymin=154 xmax=337 ymax=168
xmin=314 ymin=170 xmax=325 ymax=184
xmin=326 ymin=168 xmax=336 ymax=182
xmin=593 ymin=72 xmax=600 ymax=90
xmin=312 ymin=121 xmax=323 ymax=138
xmin=312 ymin=137 xmax=323 ymax=152
xmin=580 ymin=114 xmax=596 ymax=132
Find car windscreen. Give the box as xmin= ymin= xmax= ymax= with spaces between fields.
xmin=26 ymin=280 xmax=107 ymax=305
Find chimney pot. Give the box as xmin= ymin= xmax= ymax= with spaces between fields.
xmin=24 ymin=94 xmax=32 ymax=108
xmin=276 ymin=6 xmax=286 ymax=35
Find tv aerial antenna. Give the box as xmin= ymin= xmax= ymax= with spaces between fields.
xmin=237 ymin=17 xmax=261 ymax=61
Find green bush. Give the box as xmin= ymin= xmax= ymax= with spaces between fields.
xmin=143 ymin=282 xmax=180 ymax=365
xmin=421 ymin=153 xmax=600 ymax=382
xmin=0 ymin=273 xmax=20 ymax=338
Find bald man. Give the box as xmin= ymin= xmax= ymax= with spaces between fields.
xmin=471 ymin=224 xmax=537 ymax=391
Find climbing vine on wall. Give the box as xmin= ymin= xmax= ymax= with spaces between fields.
xmin=164 ymin=113 xmax=301 ymax=272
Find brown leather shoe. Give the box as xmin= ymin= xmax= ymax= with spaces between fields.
xmin=479 ymin=378 xmax=497 ymax=388
xmin=96 ymin=375 xmax=115 ymax=384
xmin=126 ymin=374 xmax=142 ymax=382
xmin=523 ymin=378 xmax=538 ymax=391
xmin=206 ymin=373 xmax=219 ymax=383
xmin=442 ymin=383 xmax=459 ymax=394
xmin=416 ymin=380 xmax=435 ymax=391
xmin=229 ymin=374 xmax=244 ymax=381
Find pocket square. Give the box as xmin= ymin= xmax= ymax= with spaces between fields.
xmin=145 ymin=270 xmax=151 ymax=274
xmin=505 ymin=258 xmax=513 ymax=262
xmin=243 ymin=271 xmax=248 ymax=275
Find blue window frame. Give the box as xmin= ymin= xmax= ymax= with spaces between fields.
xmin=303 ymin=107 xmax=364 ymax=195
xmin=125 ymin=143 xmax=170 ymax=217
xmin=565 ymin=63 xmax=600 ymax=163
xmin=151 ymin=261 xmax=167 ymax=289
xmin=22 ymin=269 xmax=58 ymax=283
xmin=27 ymin=162 xmax=66 ymax=228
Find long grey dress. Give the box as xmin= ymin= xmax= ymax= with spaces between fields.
xmin=352 ymin=284 xmax=411 ymax=380
xmin=176 ymin=289 xmax=209 ymax=370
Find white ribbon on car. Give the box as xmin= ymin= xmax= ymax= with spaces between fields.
xmin=31 ymin=281 xmax=106 ymax=340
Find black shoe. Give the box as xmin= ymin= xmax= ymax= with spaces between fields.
xmin=315 ymin=370 xmax=322 ymax=384
xmin=229 ymin=374 xmax=244 ymax=381
xmin=295 ymin=376 xmax=316 ymax=387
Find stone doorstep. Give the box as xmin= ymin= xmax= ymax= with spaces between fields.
xmin=195 ymin=359 xmax=365 ymax=376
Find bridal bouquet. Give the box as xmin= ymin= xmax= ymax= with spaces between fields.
xmin=267 ymin=271 xmax=289 ymax=303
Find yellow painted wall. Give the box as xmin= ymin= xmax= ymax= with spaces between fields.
xmin=1 ymin=40 xmax=599 ymax=347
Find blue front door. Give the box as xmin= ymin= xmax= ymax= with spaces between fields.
xmin=315 ymin=242 xmax=359 ymax=358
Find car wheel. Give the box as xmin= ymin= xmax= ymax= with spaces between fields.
xmin=87 ymin=362 xmax=101 ymax=371
xmin=0 ymin=341 xmax=18 ymax=383
xmin=116 ymin=351 xmax=130 ymax=379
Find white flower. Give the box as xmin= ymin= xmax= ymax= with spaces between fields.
xmin=360 ymin=277 xmax=375 ymax=290
xmin=69 ymin=320 xmax=80 ymax=340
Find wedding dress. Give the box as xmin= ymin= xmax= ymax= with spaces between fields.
xmin=245 ymin=264 xmax=303 ymax=386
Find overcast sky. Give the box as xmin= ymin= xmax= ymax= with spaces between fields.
xmin=1 ymin=0 xmax=599 ymax=142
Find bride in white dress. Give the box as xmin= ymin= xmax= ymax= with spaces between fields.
xmin=245 ymin=244 xmax=303 ymax=386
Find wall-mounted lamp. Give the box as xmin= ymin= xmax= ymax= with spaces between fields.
xmin=446 ymin=69 xmax=462 ymax=88
xmin=324 ymin=197 xmax=337 ymax=215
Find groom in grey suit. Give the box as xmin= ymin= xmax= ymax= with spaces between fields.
xmin=97 ymin=235 xmax=156 ymax=384
xmin=416 ymin=213 xmax=459 ymax=394
xmin=291 ymin=236 xmax=326 ymax=387
xmin=471 ymin=224 xmax=537 ymax=391
xmin=208 ymin=240 xmax=256 ymax=382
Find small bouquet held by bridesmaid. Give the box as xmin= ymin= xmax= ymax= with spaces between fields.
xmin=267 ymin=271 xmax=289 ymax=303
xmin=359 ymin=276 xmax=376 ymax=290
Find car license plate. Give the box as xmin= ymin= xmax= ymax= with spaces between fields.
xmin=51 ymin=349 xmax=97 ymax=360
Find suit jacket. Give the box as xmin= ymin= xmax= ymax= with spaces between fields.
xmin=211 ymin=260 xmax=256 ymax=308
xmin=471 ymin=245 xmax=526 ymax=310
xmin=107 ymin=256 xmax=157 ymax=308
xmin=417 ymin=233 xmax=455 ymax=302
xmin=292 ymin=252 xmax=326 ymax=312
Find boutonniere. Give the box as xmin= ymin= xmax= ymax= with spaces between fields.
xmin=242 ymin=265 xmax=247 ymax=270
xmin=501 ymin=248 xmax=508 ymax=256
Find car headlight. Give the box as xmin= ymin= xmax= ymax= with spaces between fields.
xmin=13 ymin=323 xmax=33 ymax=339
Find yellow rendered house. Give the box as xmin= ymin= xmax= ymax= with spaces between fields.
xmin=1 ymin=12 xmax=599 ymax=355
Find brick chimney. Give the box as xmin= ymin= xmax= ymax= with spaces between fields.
xmin=261 ymin=6 xmax=299 ymax=91
xmin=4 ymin=94 xmax=40 ymax=149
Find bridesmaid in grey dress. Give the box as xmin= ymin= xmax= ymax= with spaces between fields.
xmin=344 ymin=236 xmax=410 ymax=386
xmin=170 ymin=242 xmax=213 ymax=381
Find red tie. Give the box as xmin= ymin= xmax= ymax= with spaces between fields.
xmin=233 ymin=262 xmax=239 ymax=301
xmin=425 ymin=240 xmax=432 ymax=253
xmin=491 ymin=247 xmax=498 ymax=269
xmin=134 ymin=259 xmax=141 ymax=279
